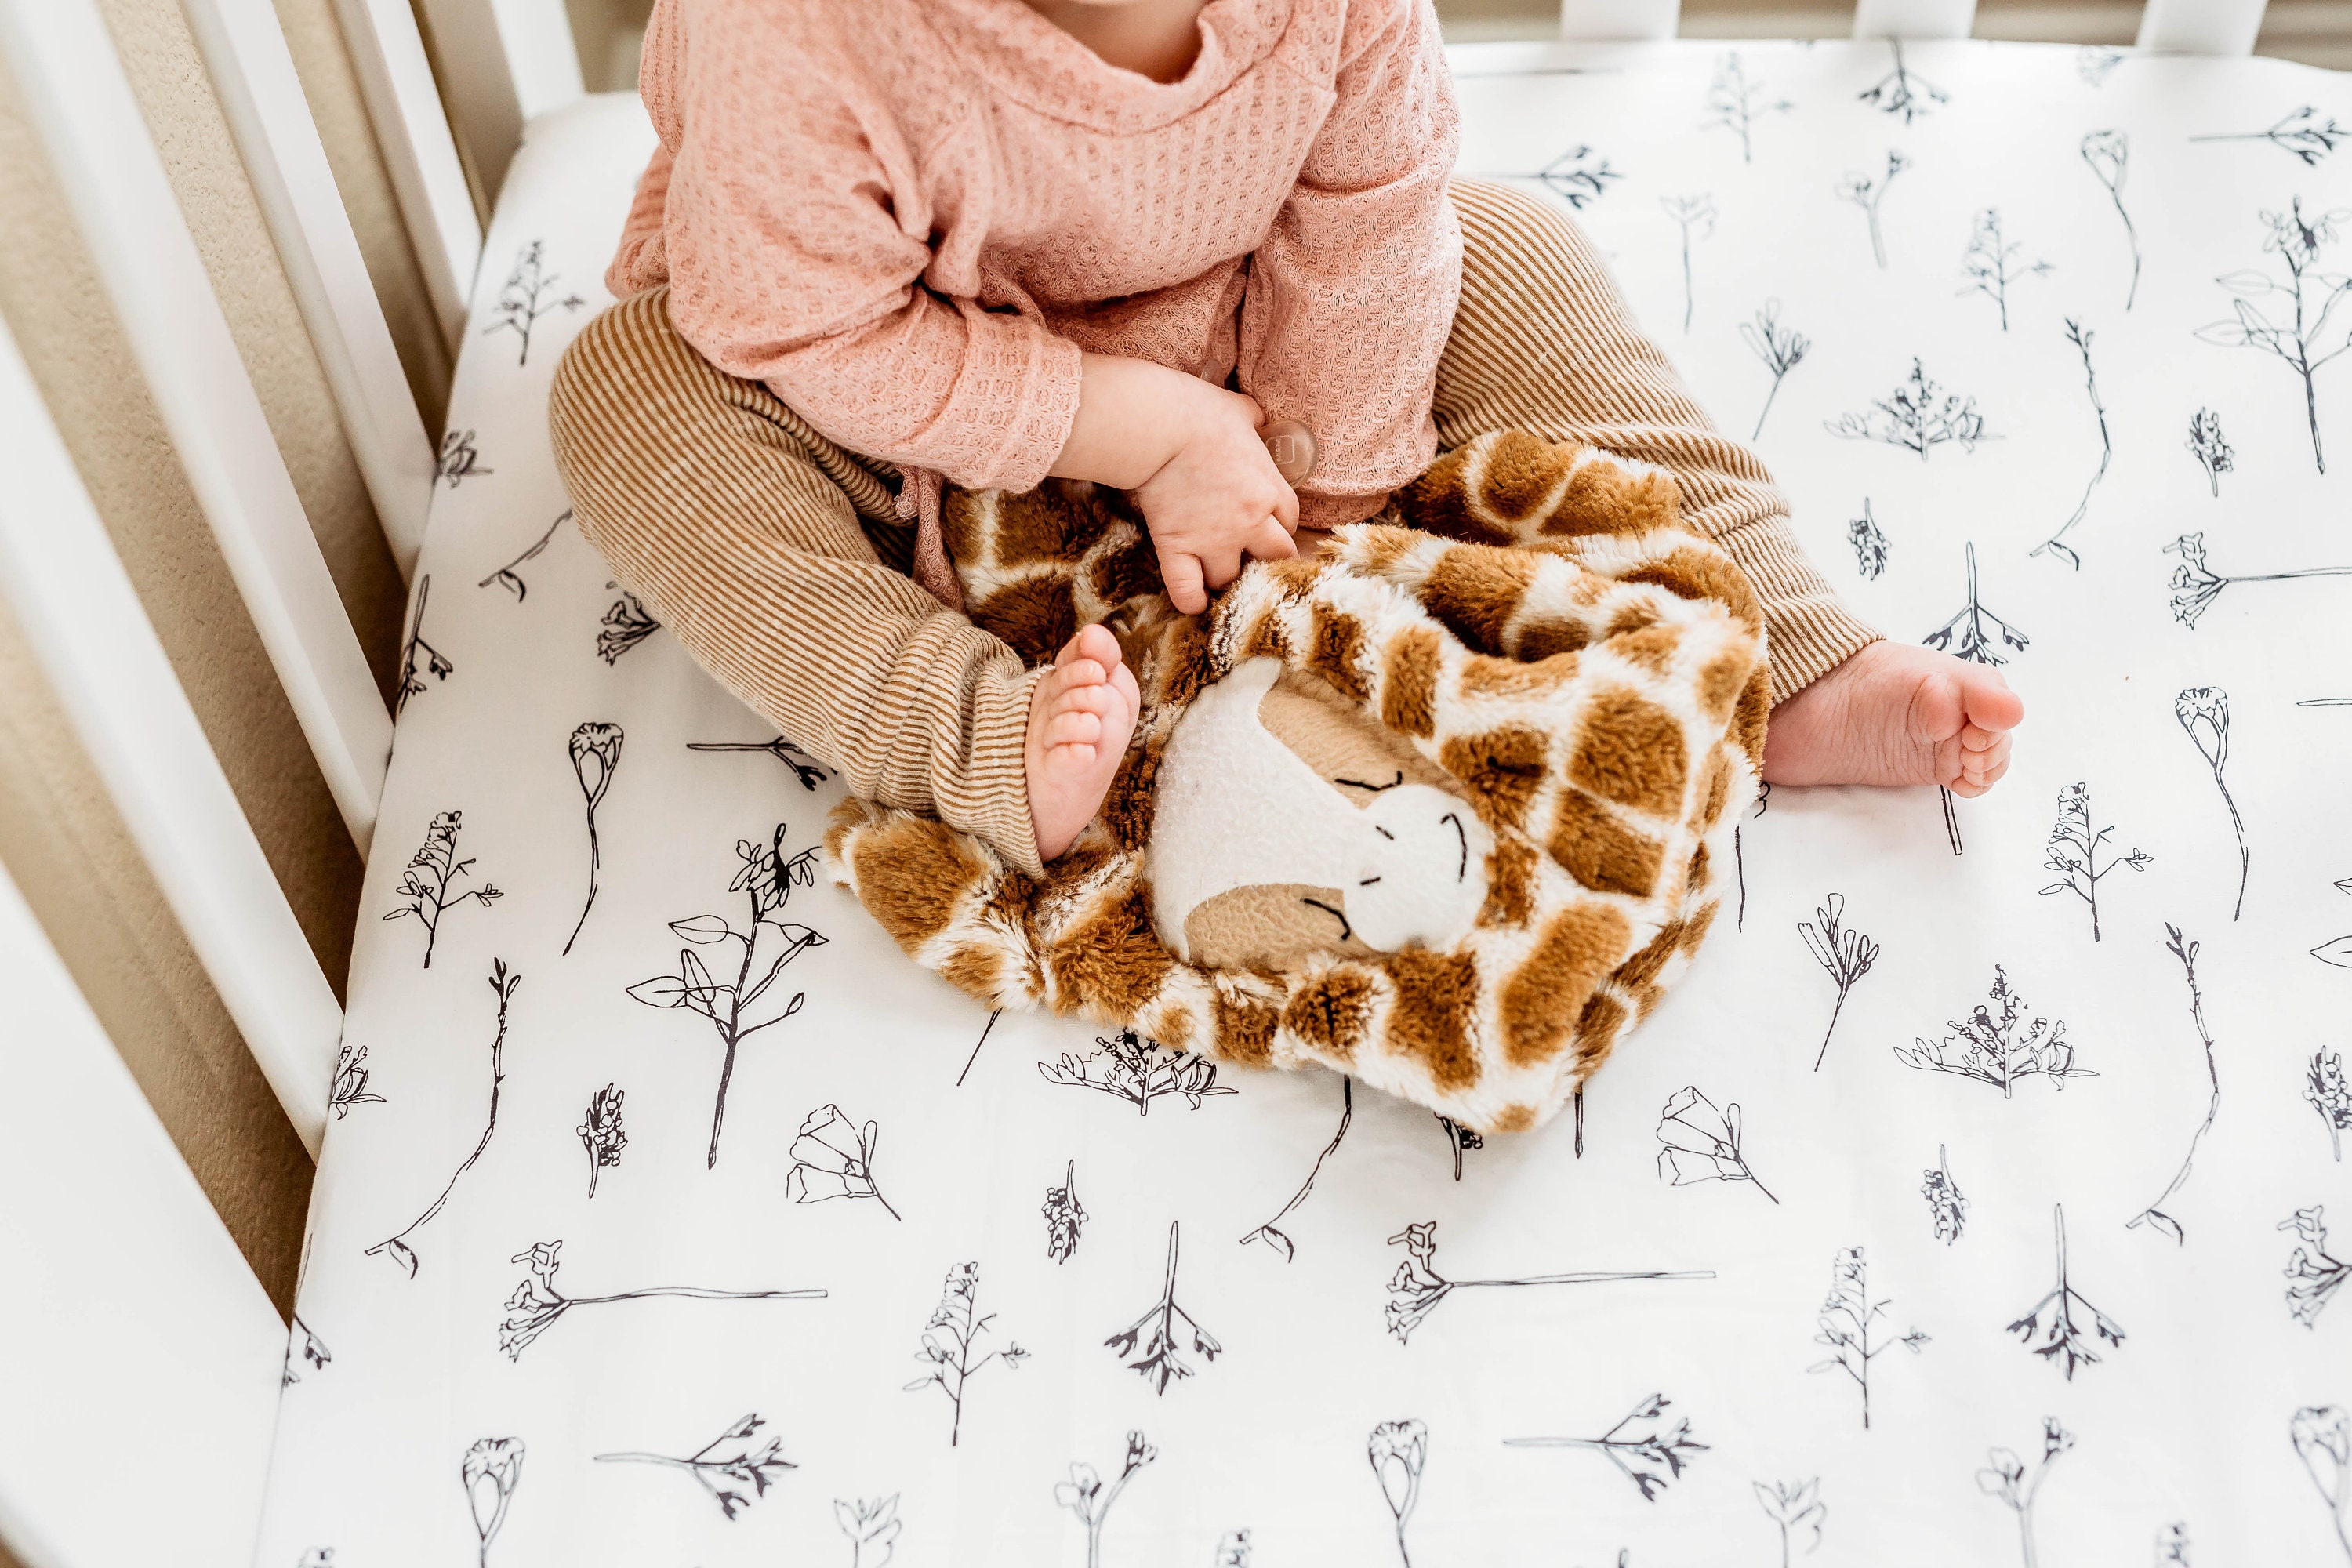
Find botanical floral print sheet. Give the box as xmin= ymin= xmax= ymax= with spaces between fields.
xmin=259 ymin=44 xmax=2352 ymax=1568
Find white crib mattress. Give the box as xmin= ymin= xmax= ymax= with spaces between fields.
xmin=259 ymin=41 xmax=2352 ymax=1567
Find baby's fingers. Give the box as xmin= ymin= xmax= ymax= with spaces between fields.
xmin=1161 ymin=550 xmax=1207 ymax=615
xmin=1248 ymin=516 xmax=1298 ymax=562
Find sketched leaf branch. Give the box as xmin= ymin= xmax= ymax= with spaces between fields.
xmin=906 ymin=1261 xmax=1025 ymax=1446
xmin=1045 ymin=1159 xmax=1089 ymax=1261
xmin=1847 ymin=499 xmax=1888 ymax=579
xmin=2031 ymin=318 xmax=2111 ymax=568
xmin=1800 ymin=894 xmax=1878 ymax=1070
xmin=1829 ymin=358 xmax=1987 ymax=458
xmin=382 ymin=810 xmax=501 ymax=968
xmin=2006 ymin=1206 xmax=2125 ymax=1379
xmin=365 ymin=962 xmax=518 ymax=1276
xmin=1896 ymin=966 xmax=2091 ymax=1098
xmin=597 ymin=586 xmax=662 ymax=663
xmin=1924 ymin=1145 xmax=1969 ymax=1244
xmin=1977 ymin=1418 xmax=2074 ymax=1568
xmin=596 ymin=1412 xmax=794 ymax=1520
xmin=2290 ymin=1406 xmax=2352 ymax=1564
xmin=1057 ymin=1431 xmax=1156 ymax=1568
xmin=2129 ymin=927 xmax=2220 ymax=1243
xmin=786 ymin=1104 xmax=899 ymax=1219
xmin=1959 ymin=209 xmax=2051 ymax=332
xmin=1040 ymin=1028 xmax=1236 ymax=1115
xmin=479 ymin=238 xmax=584 ymax=365
xmin=2194 ymin=198 xmax=2352 ymax=471
xmin=563 ymin=722 xmax=622 ymax=954
xmin=2281 ymin=1206 xmax=2350 ymax=1327
xmin=1241 ymin=1078 xmax=1350 ymax=1260
xmin=1835 ymin=151 xmax=1909 ymax=269
xmin=1368 ymin=1420 xmax=1428 ymax=1568
xmin=1742 ymin=301 xmax=1809 ymax=440
xmin=396 ymin=575 xmax=454 ymax=714
xmin=577 ymin=1082 xmax=626 ymax=1199
xmin=1703 ymin=52 xmax=1791 ymax=163
xmin=2191 ymin=105 xmax=2350 ymax=165
xmin=2187 ymin=408 xmax=2234 ymax=495
xmin=1808 ymin=1247 xmax=1928 ymax=1429
xmin=1506 ymin=1392 xmax=1709 ymax=1502
xmin=836 ymin=1494 xmax=902 ymax=1568
xmin=1925 ymin=543 xmax=2028 ymax=665
xmin=1656 ymin=1085 xmax=1777 ymax=1202
xmin=1755 ymin=1477 xmax=1826 ymax=1567
xmin=687 ymin=734 xmax=833 ymax=790
xmin=1538 ymin=144 xmax=1623 ymax=209
xmin=497 ymin=1237 xmax=825 ymax=1362
xmin=2082 ymin=131 xmax=2140 ymax=310
xmin=2166 ymin=530 xmax=2352 ymax=628
xmin=1106 ymin=1222 xmax=1220 ymax=1394
xmin=1858 ymin=39 xmax=1946 ymax=122
xmin=2038 ymin=782 xmax=2150 ymax=942
xmin=2308 ymin=1047 xmax=2352 ymax=1160
xmin=1385 ymin=1220 xmax=1713 ymax=1344
xmin=477 ymin=509 xmax=567 ymax=600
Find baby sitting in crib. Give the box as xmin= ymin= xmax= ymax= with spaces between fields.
xmin=549 ymin=0 xmax=2024 ymax=883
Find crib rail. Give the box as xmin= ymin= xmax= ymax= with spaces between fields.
xmin=1562 ymin=0 xmax=2269 ymax=46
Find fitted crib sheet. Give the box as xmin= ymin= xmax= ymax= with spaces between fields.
xmin=259 ymin=42 xmax=2352 ymax=1567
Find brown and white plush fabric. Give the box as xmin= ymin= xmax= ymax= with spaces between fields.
xmin=826 ymin=430 xmax=1769 ymax=1133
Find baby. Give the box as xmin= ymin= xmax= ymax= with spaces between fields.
xmin=551 ymin=0 xmax=2023 ymax=875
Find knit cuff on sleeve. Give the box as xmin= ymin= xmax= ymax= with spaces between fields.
xmin=947 ymin=660 xmax=1047 ymax=877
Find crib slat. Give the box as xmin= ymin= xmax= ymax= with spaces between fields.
xmin=1852 ymin=0 xmax=1980 ymax=38
xmin=410 ymin=0 xmax=586 ymax=201
xmin=0 ymin=314 xmax=342 ymax=1157
xmin=2137 ymin=0 xmax=2268 ymax=54
xmin=0 ymin=0 xmax=393 ymax=855
xmin=0 ymin=859 xmax=285 ymax=1568
xmin=1559 ymin=0 xmax=1681 ymax=41
xmin=180 ymin=0 xmax=438 ymax=581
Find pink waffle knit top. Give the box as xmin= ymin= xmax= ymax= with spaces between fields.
xmin=608 ymin=0 xmax=1463 ymax=533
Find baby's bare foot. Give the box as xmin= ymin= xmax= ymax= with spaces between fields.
xmin=1026 ymin=624 xmax=1141 ymax=861
xmin=1763 ymin=641 xmax=2024 ymax=797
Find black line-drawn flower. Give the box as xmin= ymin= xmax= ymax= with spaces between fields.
xmin=786 ymin=1104 xmax=898 ymax=1218
xmin=396 ymin=575 xmax=454 ymax=714
xmin=1959 ymin=209 xmax=2051 ymax=331
xmin=628 ymin=824 xmax=826 ymax=1167
xmin=906 ymin=1261 xmax=1025 ymax=1446
xmin=2157 ymin=1521 xmax=2191 ymax=1566
xmin=2039 ymin=782 xmax=2151 ymax=942
xmin=1742 ymin=301 xmax=1809 ymax=441
xmin=686 ymin=734 xmax=832 ymax=790
xmin=2196 ymin=198 xmax=2352 ymax=471
xmin=578 ymin=1082 xmax=625 ymax=1199
xmin=2082 ymin=131 xmax=2140 ymax=310
xmin=1506 ymin=1392 xmax=1708 ymax=1502
xmin=1925 ymin=543 xmax=2028 ymax=666
xmin=2008 ymin=1206 xmax=2125 ymax=1379
xmin=2192 ymin=105 xmax=2350 ymax=165
xmin=1215 ymin=1527 xmax=1253 ymax=1566
xmin=1107 ymin=1222 xmax=1220 ymax=1393
xmin=365 ymin=961 xmax=517 ymax=1276
xmin=1435 ymin=1112 xmax=1483 ymax=1181
xmin=328 ymin=1037 xmax=382 ymax=1118
xmin=1735 ymin=780 xmax=1769 ymax=930
xmin=1384 ymin=1220 xmax=1713 ymax=1344
xmin=460 ymin=1436 xmax=524 ymax=1568
xmin=1846 ymin=500 xmax=1888 ymax=579
xmin=282 ymin=1312 xmax=330 ymax=1387
xmin=1859 ymin=39 xmax=1945 ymax=122
xmin=1367 ymin=1420 xmax=1428 ymax=1568
xmin=1924 ymin=1145 xmax=1968 ymax=1244
xmin=1539 ymin=144 xmax=1622 ymax=209
xmin=1704 ymin=52 xmax=1791 ymax=163
xmin=2166 ymin=531 xmax=2352 ymax=628
xmin=2130 ymin=927 xmax=2221 ymax=1243
xmin=383 ymin=810 xmax=501 ymax=968
xmin=477 ymin=509 xmax=568 ymax=600
xmin=1656 ymin=1085 xmax=1777 ymax=1202
xmin=1755 ymin=1477 xmax=1825 ymax=1567
xmin=1836 ymin=151 xmax=1909 ymax=270
xmin=562 ymin=722 xmax=622 ymax=955
xmin=836 ymin=1494 xmax=902 ymax=1568
xmin=2187 ymin=408 xmax=2234 ymax=495
xmin=1045 ymin=1159 xmax=1087 ymax=1262
xmin=2308 ymin=1049 xmax=2352 ymax=1160
xmin=1896 ymin=966 xmax=2092 ymax=1097
xmin=597 ymin=586 xmax=661 ymax=664
xmin=2032 ymin=319 xmax=2112 ymax=569
xmin=2282 ymin=1206 xmax=2350 ymax=1327
xmin=1661 ymin=194 xmax=1715 ymax=332
xmin=2171 ymin=691 xmax=2249 ymax=921
xmin=496 ymin=1237 xmax=824 ymax=1361
xmin=1800 ymin=894 xmax=1878 ymax=1071
xmin=596 ymin=1412 xmax=793 ymax=1520
xmin=1976 ymin=1417 xmax=2073 ymax=1568
xmin=1039 ymin=1028 xmax=1236 ymax=1115
xmin=1830 ymin=358 xmax=1987 ymax=458
xmin=1056 ymin=1430 xmax=1156 ymax=1568
xmin=437 ymin=429 xmax=493 ymax=488
xmin=480 ymin=239 xmax=584 ymax=365
xmin=2077 ymin=45 xmax=2124 ymax=84
xmin=1241 ymin=1078 xmax=1349 ymax=1259
xmin=1809 ymin=1247 xmax=1929 ymax=1429
xmin=2291 ymin=1406 xmax=2352 ymax=1563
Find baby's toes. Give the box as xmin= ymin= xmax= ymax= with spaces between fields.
xmin=1043 ymin=706 xmax=1105 ymax=757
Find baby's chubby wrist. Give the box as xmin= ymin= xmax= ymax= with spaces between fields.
xmin=1050 ymin=353 xmax=1247 ymax=492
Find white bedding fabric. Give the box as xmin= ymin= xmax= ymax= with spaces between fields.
xmin=260 ymin=42 xmax=2352 ymax=1567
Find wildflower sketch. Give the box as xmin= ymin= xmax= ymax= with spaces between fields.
xmin=1859 ymin=39 xmax=1946 ymax=122
xmin=1809 ymin=1247 xmax=1929 ymax=1429
xmin=2308 ymin=1049 xmax=2352 ymax=1159
xmin=283 ymin=1312 xmax=329 ymax=1387
xmin=480 ymin=239 xmax=584 ymax=365
xmin=1828 ymin=358 xmax=1987 ymax=458
xmin=1539 ymin=144 xmax=1623 ymax=209
xmin=956 ymin=1010 xmax=999 ymax=1087
xmin=687 ymin=734 xmax=832 ymax=791
xmin=577 ymin=1082 xmax=625 ymax=1199
xmin=1216 ymin=1528 xmax=1253 ymax=1566
xmin=1044 ymin=1160 xmax=1087 ymax=1261
xmin=2172 ymin=690 xmax=2250 ymax=920
xmin=477 ymin=509 xmax=567 ymax=600
xmin=1039 ymin=1028 xmax=1236 ymax=1114
xmin=460 ymin=1436 xmax=524 ymax=1568
xmin=1977 ymin=1417 xmax=2074 ymax=1568
xmin=328 ymin=1037 xmax=381 ymax=1118
xmin=1506 ymin=1392 xmax=1708 ymax=1502
xmin=2282 ymin=1206 xmax=2350 ymax=1327
xmin=2196 ymin=198 xmax=2352 ymax=471
xmin=2191 ymin=105 xmax=2350 ymax=165
xmin=626 ymin=824 xmax=826 ymax=1167
xmin=1800 ymin=894 xmax=1879 ymax=1071
xmin=1056 ymin=1430 xmax=1156 ymax=1568
xmin=2082 ymin=131 xmax=2140 ymax=310
xmin=1943 ymin=785 xmax=1965 ymax=857
xmin=2008 ymin=1206 xmax=2125 ymax=1379
xmin=786 ymin=1104 xmax=899 ymax=1218
xmin=2039 ymin=782 xmax=2151 ymax=942
xmin=1661 ymin=194 xmax=1715 ymax=332
xmin=1925 ymin=1145 xmax=1968 ymax=1243
xmin=1755 ymin=1478 xmax=1826 ymax=1567
xmin=1703 ymin=52 xmax=1791 ymax=162
xmin=1436 ymin=1112 xmax=1483 ymax=1181
xmin=1847 ymin=499 xmax=1888 ymax=579
xmin=562 ymin=721 xmax=622 ymax=955
xmin=906 ymin=1261 xmax=1026 ymax=1446
xmin=836 ymin=1495 xmax=902 ymax=1568
xmin=2157 ymin=1521 xmax=2191 ymax=1566
xmin=2187 ymin=408 xmax=2234 ymax=495
xmin=1742 ymin=301 xmax=1809 ymax=440
xmin=2077 ymin=45 xmax=2124 ymax=84
xmin=1241 ymin=1078 xmax=1348 ymax=1259
xmin=2166 ymin=532 xmax=2352 ymax=627
xmin=597 ymin=586 xmax=661 ymax=663
xmin=595 ymin=1412 xmax=793 ymax=1521
xmin=1896 ymin=966 xmax=2092 ymax=1097
xmin=1736 ymin=782 xmax=1769 ymax=929
xmin=2291 ymin=1406 xmax=2352 ymax=1563
xmin=1106 ymin=1221 xmax=1220 ymax=1393
xmin=497 ymin=1237 xmax=824 ymax=1361
xmin=396 ymin=575 xmax=453 ymax=714
xmin=1367 ymin=1420 xmax=1428 ymax=1568
xmin=2130 ymin=927 xmax=2221 ymax=1245
xmin=1959 ymin=209 xmax=2051 ymax=331
xmin=382 ymin=810 xmax=501 ymax=968
xmin=1836 ymin=151 xmax=1909 ymax=269
xmin=2032 ymin=319 xmax=2113 ymax=568
xmin=1384 ymin=1220 xmax=1713 ymax=1344
xmin=1925 ymin=543 xmax=2027 ymax=668
xmin=437 ymin=429 xmax=492 ymax=488
xmin=1656 ymin=1084 xmax=1777 ymax=1202
xmin=365 ymin=961 xmax=517 ymax=1276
